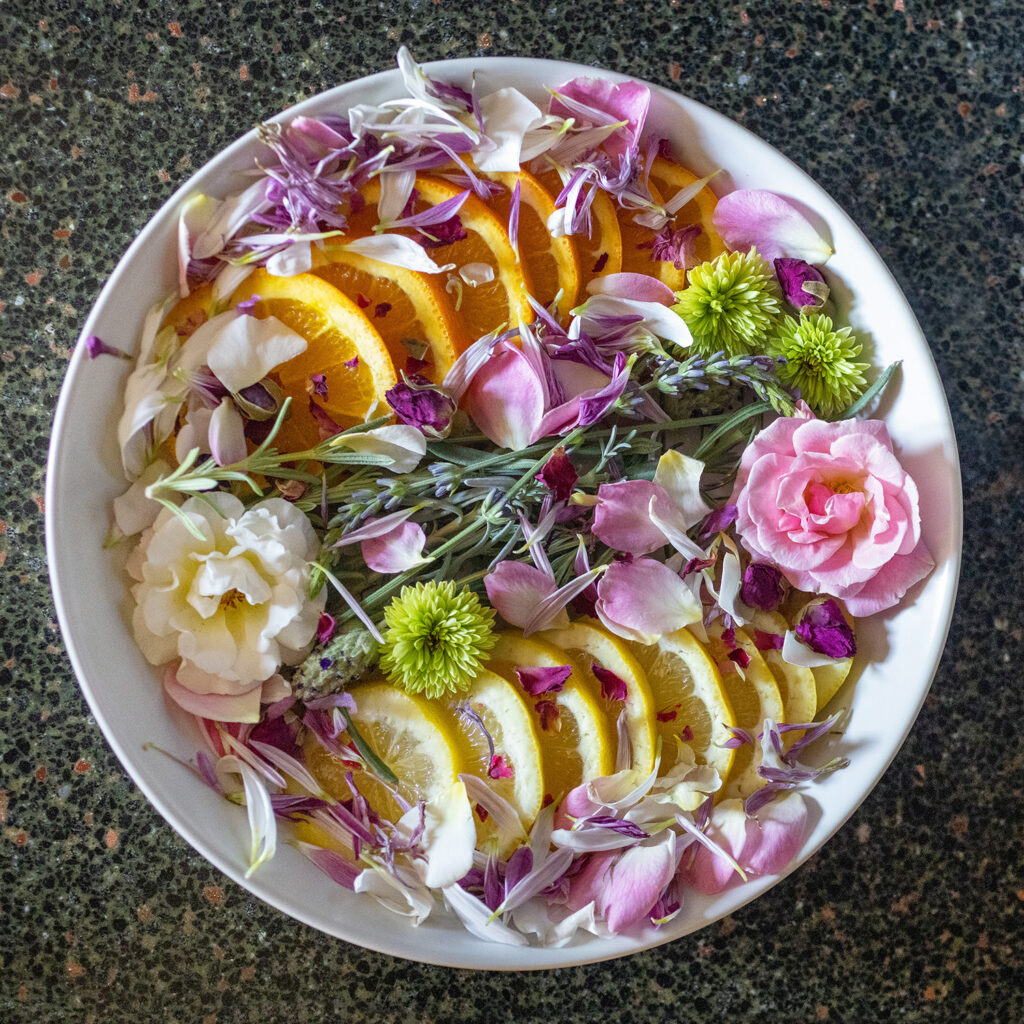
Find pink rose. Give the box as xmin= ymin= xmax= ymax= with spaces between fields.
xmin=730 ymin=414 xmax=933 ymax=617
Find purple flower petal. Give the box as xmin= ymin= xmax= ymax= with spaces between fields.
xmin=85 ymin=334 xmax=132 ymax=360
xmin=515 ymin=664 xmax=573 ymax=697
xmin=698 ymin=503 xmax=738 ymax=542
xmin=644 ymin=223 xmax=702 ymax=270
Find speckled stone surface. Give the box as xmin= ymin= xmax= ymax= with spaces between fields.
xmin=1 ymin=1 xmax=1021 ymax=1020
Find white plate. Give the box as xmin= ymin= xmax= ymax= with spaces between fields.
xmin=46 ymin=56 xmax=962 ymax=970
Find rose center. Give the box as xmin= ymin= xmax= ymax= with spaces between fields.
xmin=219 ymin=588 xmax=249 ymax=611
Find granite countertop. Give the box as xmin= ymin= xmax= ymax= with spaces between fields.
xmin=1 ymin=1 xmax=1020 ymax=1020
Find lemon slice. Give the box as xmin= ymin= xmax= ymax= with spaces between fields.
xmin=446 ymin=668 xmax=545 ymax=849
xmin=785 ymin=595 xmax=857 ymax=712
xmin=486 ymin=631 xmax=614 ymax=804
xmin=751 ymin=610 xmax=818 ymax=736
xmin=305 ymin=681 xmax=462 ymax=823
xmin=625 ymin=627 xmax=735 ymax=783
xmin=538 ymin=619 xmax=657 ymax=777
xmin=704 ymin=622 xmax=784 ymax=800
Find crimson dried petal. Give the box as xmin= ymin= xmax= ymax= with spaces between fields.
xmin=308 ymin=398 xmax=342 ymax=440
xmin=740 ymin=562 xmax=786 ymax=611
xmin=753 ymin=628 xmax=785 ymax=651
xmin=592 ymin=663 xmax=628 ymax=702
xmin=727 ymin=647 xmax=751 ymax=669
xmin=534 ymin=700 xmax=561 ymax=732
xmin=774 ymin=257 xmax=828 ymax=309
xmin=795 ymin=598 xmax=857 ymax=659
xmin=515 ymin=664 xmax=572 ymax=696
xmin=535 ymin=446 xmax=578 ymax=503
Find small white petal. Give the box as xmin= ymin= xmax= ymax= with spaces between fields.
xmin=474 ymin=88 xmax=543 ymax=172
xmin=341 ymin=234 xmax=453 ymax=274
xmin=206 ymin=314 xmax=307 ymax=392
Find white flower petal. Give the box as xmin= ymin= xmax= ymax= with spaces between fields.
xmin=266 ymin=238 xmax=312 ymax=277
xmin=474 ymin=88 xmax=543 ymax=172
xmin=654 ymin=450 xmax=707 ymax=529
xmin=205 ymin=314 xmax=307 ymax=393
xmin=340 ymin=234 xmax=453 ymax=274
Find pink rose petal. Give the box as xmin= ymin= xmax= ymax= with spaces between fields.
xmin=712 ymin=189 xmax=833 ymax=264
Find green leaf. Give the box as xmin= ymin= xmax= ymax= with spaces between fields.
xmin=340 ymin=708 xmax=398 ymax=785
xmin=834 ymin=361 xmax=901 ymax=420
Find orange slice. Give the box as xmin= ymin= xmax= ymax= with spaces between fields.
xmin=617 ymin=156 xmax=726 ymax=290
xmin=350 ymin=174 xmax=534 ymax=348
xmin=408 ymin=175 xmax=535 ymax=344
xmin=311 ymin=245 xmax=459 ymax=381
xmin=536 ymin=166 xmax=623 ymax=294
xmin=229 ymin=269 xmax=396 ymax=453
xmin=475 ymin=165 xmax=581 ymax=322
xmin=163 ymin=282 xmax=218 ymax=338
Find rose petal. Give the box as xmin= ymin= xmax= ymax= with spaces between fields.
xmin=712 ymin=189 xmax=834 ymax=263
xmin=595 ymin=558 xmax=703 ymax=644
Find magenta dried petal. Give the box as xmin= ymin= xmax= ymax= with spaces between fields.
xmin=752 ymin=628 xmax=785 ymax=651
xmin=309 ymin=373 xmax=329 ymax=399
xmin=774 ymin=258 xmax=827 ymax=309
xmin=488 ymin=754 xmax=514 ymax=780
xmin=515 ymin=664 xmax=572 ymax=696
xmin=591 ymin=663 xmax=628 ymax=702
xmin=795 ymin=598 xmax=857 ymax=658
xmin=740 ymin=562 xmax=786 ymax=611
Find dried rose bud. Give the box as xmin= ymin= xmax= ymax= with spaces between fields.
xmin=740 ymin=562 xmax=786 ymax=611
xmin=774 ymin=257 xmax=829 ymax=309
xmin=795 ymin=598 xmax=857 ymax=659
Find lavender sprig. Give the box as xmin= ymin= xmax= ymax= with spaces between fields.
xmin=646 ymin=349 xmax=796 ymax=416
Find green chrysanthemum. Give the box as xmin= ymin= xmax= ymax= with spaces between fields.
xmin=767 ymin=312 xmax=869 ymax=417
xmin=673 ymin=247 xmax=781 ymax=356
xmin=379 ymin=580 xmax=496 ymax=699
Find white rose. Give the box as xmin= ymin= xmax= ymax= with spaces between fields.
xmin=129 ymin=492 xmax=325 ymax=695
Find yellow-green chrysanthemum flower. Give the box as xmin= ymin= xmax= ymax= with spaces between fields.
xmin=767 ymin=312 xmax=869 ymax=417
xmin=379 ymin=580 xmax=496 ymax=699
xmin=673 ymin=247 xmax=781 ymax=356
